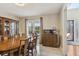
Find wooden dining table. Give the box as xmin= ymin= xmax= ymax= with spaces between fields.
xmin=0 ymin=38 xmax=25 ymax=55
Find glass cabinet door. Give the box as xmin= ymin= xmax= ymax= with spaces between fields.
xmin=4 ymin=18 xmax=10 ymax=36
xmin=10 ymin=20 xmax=19 ymax=36
xmin=10 ymin=21 xmax=15 ymax=36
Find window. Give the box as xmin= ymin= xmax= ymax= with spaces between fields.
xmin=26 ymin=19 xmax=40 ymax=37
xmin=66 ymin=19 xmax=79 ymax=44
xmin=67 ymin=20 xmax=74 ymax=41
xmin=67 ymin=3 xmax=79 ymax=9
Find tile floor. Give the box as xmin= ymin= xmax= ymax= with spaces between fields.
xmin=40 ymin=45 xmax=63 ymax=56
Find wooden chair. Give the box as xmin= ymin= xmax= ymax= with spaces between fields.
xmin=14 ymin=34 xmax=20 ymax=40
xmin=3 ymin=36 xmax=9 ymax=42
xmin=9 ymin=34 xmax=20 ymax=56
xmin=9 ymin=36 xmax=19 ymax=56
xmin=27 ymin=40 xmax=34 ymax=56
xmin=32 ymin=35 xmax=38 ymax=55
xmin=19 ymin=38 xmax=29 ymax=56
xmin=27 ymin=34 xmax=38 ymax=56
xmin=0 ymin=35 xmax=2 ymax=42
xmin=22 ymin=33 xmax=26 ymax=38
xmin=21 ymin=33 xmax=26 ymax=40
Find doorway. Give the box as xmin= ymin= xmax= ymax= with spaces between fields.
xmin=26 ymin=19 xmax=41 ymax=55
xmin=26 ymin=19 xmax=41 ymax=37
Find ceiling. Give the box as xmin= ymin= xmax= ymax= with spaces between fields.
xmin=0 ymin=3 xmax=63 ymax=17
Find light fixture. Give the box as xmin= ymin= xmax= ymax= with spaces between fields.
xmin=15 ymin=3 xmax=25 ymax=7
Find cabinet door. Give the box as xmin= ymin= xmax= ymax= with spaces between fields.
xmin=4 ymin=18 xmax=10 ymax=36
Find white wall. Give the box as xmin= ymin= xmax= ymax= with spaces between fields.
xmin=42 ymin=14 xmax=60 ymax=30
xmin=18 ymin=14 xmax=60 ymax=37
xmin=26 ymin=14 xmax=60 ymax=30
xmin=59 ymin=4 xmax=67 ymax=55
xmin=0 ymin=11 xmax=18 ymax=20
xmin=18 ymin=17 xmax=26 ymax=35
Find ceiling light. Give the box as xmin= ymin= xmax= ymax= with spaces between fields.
xmin=15 ymin=3 xmax=25 ymax=6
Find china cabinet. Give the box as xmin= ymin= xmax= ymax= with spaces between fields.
xmin=0 ymin=17 xmax=19 ymax=40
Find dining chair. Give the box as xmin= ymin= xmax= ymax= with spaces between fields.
xmin=3 ymin=36 xmax=9 ymax=42
xmin=1 ymin=51 xmax=10 ymax=56
xmin=0 ymin=35 xmax=2 ymax=42
xmin=14 ymin=35 xmax=18 ymax=40
xmin=8 ymin=36 xmax=19 ymax=56
xmin=27 ymin=34 xmax=38 ymax=56
xmin=14 ymin=34 xmax=21 ymax=40
xmin=8 ymin=35 xmax=20 ymax=56
xmin=22 ymin=33 xmax=26 ymax=38
xmin=27 ymin=40 xmax=34 ymax=56
xmin=19 ymin=38 xmax=29 ymax=56
xmin=32 ymin=35 xmax=38 ymax=55
xmin=21 ymin=33 xmax=26 ymax=40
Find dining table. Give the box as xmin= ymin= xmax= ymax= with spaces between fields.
xmin=0 ymin=38 xmax=26 ymax=55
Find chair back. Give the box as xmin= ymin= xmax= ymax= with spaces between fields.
xmin=32 ymin=35 xmax=38 ymax=47
xmin=14 ymin=34 xmax=20 ymax=40
xmin=21 ymin=33 xmax=26 ymax=40
xmin=22 ymin=33 xmax=26 ymax=38
xmin=27 ymin=35 xmax=38 ymax=56
xmin=19 ymin=38 xmax=29 ymax=56
xmin=14 ymin=35 xmax=18 ymax=40
xmin=24 ymin=39 xmax=29 ymax=56
xmin=0 ymin=35 xmax=3 ymax=42
xmin=3 ymin=36 xmax=8 ymax=42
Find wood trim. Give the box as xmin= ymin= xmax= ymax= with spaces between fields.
xmin=40 ymin=17 xmax=43 ymax=31
xmin=25 ymin=19 xmax=28 ymax=37
xmin=40 ymin=17 xmax=43 ymax=44
xmin=8 ymin=19 xmax=11 ymax=36
xmin=2 ymin=17 xmax=4 ymax=36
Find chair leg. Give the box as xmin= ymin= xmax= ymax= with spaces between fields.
xmin=35 ymin=47 xmax=37 ymax=53
xmin=1 ymin=53 xmax=3 ymax=56
xmin=28 ymin=49 xmax=33 ymax=56
xmin=9 ymin=51 xmax=14 ymax=56
xmin=35 ymin=48 xmax=37 ymax=55
xmin=24 ymin=50 xmax=29 ymax=56
xmin=31 ymin=49 xmax=33 ymax=56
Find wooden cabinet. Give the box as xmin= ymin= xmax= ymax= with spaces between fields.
xmin=42 ymin=30 xmax=60 ymax=47
xmin=0 ymin=18 xmax=3 ymax=35
xmin=4 ymin=18 xmax=11 ymax=36
xmin=0 ymin=17 xmax=19 ymax=40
